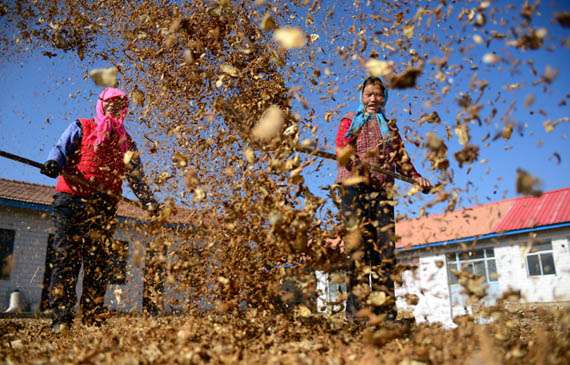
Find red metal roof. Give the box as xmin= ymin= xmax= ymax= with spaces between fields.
xmin=493 ymin=187 xmax=570 ymax=232
xmin=396 ymin=186 xmax=570 ymax=249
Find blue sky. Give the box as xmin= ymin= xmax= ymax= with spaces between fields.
xmin=0 ymin=0 xmax=569 ymax=219
xmin=285 ymin=0 xmax=570 ymax=217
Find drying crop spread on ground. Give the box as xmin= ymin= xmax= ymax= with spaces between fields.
xmin=0 ymin=0 xmax=569 ymax=363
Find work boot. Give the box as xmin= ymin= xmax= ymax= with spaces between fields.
xmin=49 ymin=310 xmax=73 ymax=333
xmin=50 ymin=320 xmax=72 ymax=334
xmin=81 ymin=313 xmax=107 ymax=328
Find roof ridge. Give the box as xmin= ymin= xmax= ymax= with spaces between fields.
xmin=402 ymin=194 xmax=516 ymax=223
xmin=513 ymin=186 xmax=570 ymax=202
xmin=401 ymin=186 xmax=570 ymax=224
xmin=538 ymin=186 xmax=570 ymax=195
xmin=0 ymin=177 xmax=55 ymax=189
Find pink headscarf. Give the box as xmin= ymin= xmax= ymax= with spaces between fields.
xmin=89 ymin=87 xmax=130 ymax=154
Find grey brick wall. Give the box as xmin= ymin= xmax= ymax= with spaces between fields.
xmin=0 ymin=205 xmax=162 ymax=313
xmin=0 ymin=206 xmax=52 ymax=311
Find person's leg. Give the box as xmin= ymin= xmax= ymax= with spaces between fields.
xmin=49 ymin=192 xmax=88 ymax=327
xmin=340 ymin=184 xmax=371 ymax=319
xmin=368 ymin=190 xmax=397 ymax=319
xmin=80 ymin=196 xmax=117 ymax=325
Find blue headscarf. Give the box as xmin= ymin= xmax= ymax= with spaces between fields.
xmin=345 ymin=77 xmax=390 ymax=138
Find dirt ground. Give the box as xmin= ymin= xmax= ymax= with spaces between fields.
xmin=1 ymin=2 xmax=569 ymax=364
xmin=1 ymin=305 xmax=568 ymax=364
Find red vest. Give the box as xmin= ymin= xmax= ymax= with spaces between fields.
xmin=56 ymin=118 xmax=130 ymax=198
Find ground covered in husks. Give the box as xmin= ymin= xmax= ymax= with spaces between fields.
xmin=1 ymin=306 xmax=568 ymax=364
xmin=2 ymin=1 xmax=570 ymax=364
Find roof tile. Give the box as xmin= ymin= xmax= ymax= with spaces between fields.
xmin=0 ymin=177 xmax=192 ymax=224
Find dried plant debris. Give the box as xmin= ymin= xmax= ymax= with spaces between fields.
xmin=417 ymin=112 xmax=441 ymax=125
xmin=0 ymin=0 xmax=568 ymax=363
xmin=251 ymin=105 xmax=285 ymax=141
xmin=389 ymin=65 xmax=423 ymax=89
xmin=89 ymin=67 xmax=118 ymax=87
xmin=425 ymin=132 xmax=450 ymax=171
xmin=454 ymin=144 xmax=480 ymax=168
xmin=554 ymin=12 xmax=570 ymax=28
xmin=1 ymin=307 xmax=568 ymax=363
xmin=516 ymin=168 xmax=543 ymax=197
xmin=274 ymin=27 xmax=306 ymax=49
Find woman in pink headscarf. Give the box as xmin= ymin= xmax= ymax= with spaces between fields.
xmin=41 ymin=88 xmax=158 ymax=332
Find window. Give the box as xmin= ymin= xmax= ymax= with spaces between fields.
xmin=40 ymin=234 xmax=56 ymax=311
xmin=525 ymin=241 xmax=556 ymax=276
xmin=0 ymin=229 xmax=16 ymax=280
xmin=447 ymin=248 xmax=498 ymax=284
xmin=109 ymin=240 xmax=128 ymax=285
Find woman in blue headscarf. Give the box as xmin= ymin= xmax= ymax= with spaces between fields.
xmin=335 ymin=76 xmax=431 ymax=322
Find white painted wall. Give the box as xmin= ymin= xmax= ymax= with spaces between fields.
xmin=315 ymin=270 xmax=346 ymax=313
xmin=396 ymin=228 xmax=570 ymax=327
xmin=495 ymin=233 xmax=570 ymax=303
xmin=494 ymin=244 xmax=523 ymax=294
xmin=0 ymin=207 xmax=52 ymax=311
xmin=103 ymin=229 xmax=150 ymax=312
xmin=396 ymin=254 xmax=455 ymax=328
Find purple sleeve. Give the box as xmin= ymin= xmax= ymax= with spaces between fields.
xmin=46 ymin=121 xmax=82 ymax=169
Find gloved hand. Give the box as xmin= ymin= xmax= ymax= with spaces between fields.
xmin=345 ymin=156 xmax=359 ymax=171
xmin=145 ymin=202 xmax=161 ymax=218
xmin=40 ymin=160 xmax=61 ymax=178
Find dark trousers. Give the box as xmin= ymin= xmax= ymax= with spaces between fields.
xmin=49 ymin=191 xmax=117 ymax=324
xmin=340 ymin=184 xmax=397 ymax=320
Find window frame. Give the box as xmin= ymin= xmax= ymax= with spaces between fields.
xmin=446 ymin=248 xmax=498 ymax=284
xmin=108 ymin=239 xmax=129 ymax=285
xmin=525 ymin=240 xmax=556 ymax=277
xmin=0 ymin=228 xmax=16 ymax=281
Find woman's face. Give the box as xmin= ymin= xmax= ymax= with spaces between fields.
xmin=102 ymin=96 xmax=128 ymax=118
xmin=361 ymin=83 xmax=385 ymax=114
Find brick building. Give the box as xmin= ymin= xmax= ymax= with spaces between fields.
xmin=316 ymin=187 xmax=570 ymax=326
xmin=396 ymin=187 xmax=570 ymax=326
xmin=0 ymin=177 xmax=189 ymax=313
xmin=4 ymin=177 xmax=569 ymax=322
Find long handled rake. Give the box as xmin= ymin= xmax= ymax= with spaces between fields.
xmin=219 ymin=100 xmax=432 ymax=193
xmin=0 ymin=149 xmax=141 ymax=208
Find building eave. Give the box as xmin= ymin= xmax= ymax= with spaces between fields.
xmin=0 ymin=197 xmax=52 ymax=213
xmin=396 ymin=221 xmax=570 ymax=252
xmin=0 ymin=197 xmax=192 ymax=229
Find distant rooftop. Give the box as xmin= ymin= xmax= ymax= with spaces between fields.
xmin=316 ymin=187 xmax=570 ymax=252
xmin=397 ymin=187 xmax=570 ymax=250
xmin=3 ymin=177 xmax=569 ymax=249
xmin=0 ymin=177 xmax=193 ymax=225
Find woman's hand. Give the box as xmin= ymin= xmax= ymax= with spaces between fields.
xmin=415 ymin=177 xmax=432 ymax=190
xmin=345 ymin=155 xmax=359 ymax=171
